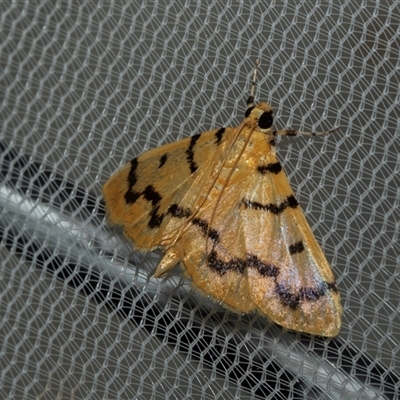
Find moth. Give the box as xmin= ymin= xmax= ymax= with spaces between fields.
xmin=103 ymin=61 xmax=342 ymax=337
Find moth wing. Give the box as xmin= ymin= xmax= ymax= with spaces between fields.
xmin=239 ymin=145 xmax=342 ymax=336
xmin=171 ymin=178 xmax=256 ymax=314
xmin=182 ymin=129 xmax=342 ymax=336
xmin=103 ymin=127 xmax=234 ymax=250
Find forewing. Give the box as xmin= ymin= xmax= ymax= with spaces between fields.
xmin=240 ymin=143 xmax=342 ymax=336
xmin=103 ymin=127 xmax=232 ymax=250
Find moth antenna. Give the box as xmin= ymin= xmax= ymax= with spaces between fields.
xmin=246 ymin=59 xmax=260 ymax=108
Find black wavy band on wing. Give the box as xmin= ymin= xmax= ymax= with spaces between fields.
xmin=241 ymin=195 xmax=298 ymax=214
xmin=207 ymin=249 xmax=338 ymax=309
xmin=275 ymin=281 xmax=338 ymax=309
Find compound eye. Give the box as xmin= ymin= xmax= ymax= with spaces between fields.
xmin=258 ymin=111 xmax=273 ymax=129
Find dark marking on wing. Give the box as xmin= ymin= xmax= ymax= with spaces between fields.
xmin=158 ymin=154 xmax=168 ymax=168
xmin=206 ymin=249 xmax=337 ymax=309
xmin=168 ymin=203 xmax=191 ymax=218
xmin=241 ymin=195 xmax=298 ymax=214
xmin=214 ymin=127 xmax=225 ymax=144
xmin=186 ymin=133 xmax=201 ymax=173
xmin=275 ymin=284 xmax=300 ymax=309
xmin=300 ymin=284 xmax=327 ymax=302
xmin=207 ymin=250 xmax=245 ymax=275
xmin=326 ymin=282 xmax=339 ymax=293
xmin=124 ymin=190 xmax=141 ymax=204
xmin=142 ymin=185 xmax=162 ymax=207
xmin=127 ymin=158 xmax=138 ymax=186
xmin=124 ymin=166 xmax=193 ymax=228
xmin=124 ymin=158 xmax=140 ymax=203
xmin=275 ymin=278 xmax=338 ymax=309
xmin=125 ymin=166 xmax=161 ymax=206
xmin=246 ymin=254 xmax=279 ymax=277
xmin=124 ymin=184 xmax=163 ymax=228
xmin=288 ymin=241 xmax=305 ymax=255
xmin=285 ymin=130 xmax=297 ymax=136
xmin=148 ymin=206 xmax=164 ymax=229
xmin=192 ymin=218 xmax=219 ymax=243
xmin=147 ymin=203 xmax=192 ymax=229
xmin=257 ymin=162 xmax=282 ymax=175
xmin=275 ymin=281 xmax=338 ymax=309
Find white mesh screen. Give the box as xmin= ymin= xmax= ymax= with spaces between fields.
xmin=0 ymin=1 xmax=399 ymax=399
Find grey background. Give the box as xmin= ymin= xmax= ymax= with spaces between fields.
xmin=0 ymin=1 xmax=399 ymax=399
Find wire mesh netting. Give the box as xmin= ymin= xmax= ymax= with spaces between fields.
xmin=0 ymin=1 xmax=399 ymax=399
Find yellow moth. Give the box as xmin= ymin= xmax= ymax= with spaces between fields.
xmin=103 ymin=61 xmax=342 ymax=337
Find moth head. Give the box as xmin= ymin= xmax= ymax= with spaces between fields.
xmin=244 ymin=102 xmax=274 ymax=133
